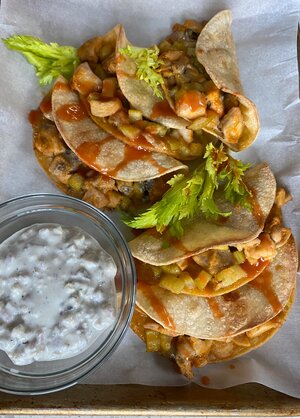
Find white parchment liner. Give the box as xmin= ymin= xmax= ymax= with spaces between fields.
xmin=0 ymin=0 xmax=299 ymax=397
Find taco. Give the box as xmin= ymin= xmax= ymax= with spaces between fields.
xmin=129 ymin=162 xmax=276 ymax=266
xmin=131 ymin=287 xmax=295 ymax=378
xmin=51 ymin=76 xmax=187 ymax=182
xmin=116 ymin=10 xmax=259 ymax=152
xmin=78 ymin=27 xmax=205 ymax=162
xmin=132 ymin=188 xmax=292 ymax=296
xmin=31 ymin=109 xmax=170 ymax=211
xmin=135 ymin=235 xmax=297 ymax=340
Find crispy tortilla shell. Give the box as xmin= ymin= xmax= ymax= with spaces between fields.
xmin=136 ymin=236 xmax=297 ymax=339
xmin=51 ymin=76 xmax=187 ymax=182
xmin=73 ymin=63 xmax=202 ymax=161
xmin=130 ymin=162 xmax=276 ymax=265
xmin=116 ymin=27 xmax=188 ymax=129
xmin=196 ymin=10 xmax=259 ymax=151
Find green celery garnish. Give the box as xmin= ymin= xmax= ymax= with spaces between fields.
xmin=119 ymin=45 xmax=164 ymax=98
xmin=2 ymin=35 xmax=80 ymax=85
xmin=125 ymin=143 xmax=252 ymax=237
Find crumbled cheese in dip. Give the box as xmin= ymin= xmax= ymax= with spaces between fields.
xmin=0 ymin=223 xmax=117 ymax=365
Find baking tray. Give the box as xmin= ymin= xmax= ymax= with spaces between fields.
xmin=1 ymin=383 xmax=300 ymax=416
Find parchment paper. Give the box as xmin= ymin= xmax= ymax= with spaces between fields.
xmin=0 ymin=0 xmax=300 ymax=397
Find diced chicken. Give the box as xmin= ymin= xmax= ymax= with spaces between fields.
xmin=174 ymin=336 xmax=212 ymax=378
xmin=72 ymin=63 xmax=102 ymax=96
xmin=34 ymin=124 xmax=65 ymax=157
xmin=275 ymin=188 xmax=292 ymax=208
xmin=178 ymin=128 xmax=194 ymax=143
xmin=220 ymin=107 xmax=244 ymax=144
xmin=205 ymin=86 xmax=224 ymax=116
xmin=89 ymin=97 xmax=122 ymax=117
xmin=193 ymin=249 xmax=235 ymax=276
xmin=160 ymin=50 xmax=184 ymax=61
xmin=244 ymin=232 xmax=277 ymax=265
xmin=48 ymin=155 xmax=74 ymax=184
xmin=106 ymin=190 xmax=123 ymax=208
xmin=88 ymin=174 xmax=117 ymax=192
xmin=101 ymin=77 xmax=118 ymax=98
xmin=270 ymin=226 xmax=291 ymax=248
xmin=108 ymin=109 xmax=130 ymax=126
xmin=82 ymin=186 xmax=109 ymax=209
xmin=175 ymin=90 xmax=207 ymax=120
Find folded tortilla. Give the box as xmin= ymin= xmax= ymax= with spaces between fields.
xmin=116 ymin=27 xmax=188 ymax=130
xmin=195 ymin=10 xmax=259 ymax=151
xmin=51 ymin=76 xmax=187 ymax=182
xmin=130 ymin=162 xmax=276 ymax=265
xmin=131 ymin=287 xmax=295 ymax=378
xmin=135 ymin=235 xmax=297 ymax=340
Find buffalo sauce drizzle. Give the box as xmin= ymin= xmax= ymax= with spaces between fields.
xmin=207 ymin=298 xmax=224 ymax=319
xmin=39 ymin=91 xmax=52 ymax=115
xmin=28 ymin=109 xmax=43 ymax=126
xmin=138 ymin=281 xmax=175 ymax=331
xmin=240 ymin=257 xmax=270 ymax=278
xmin=56 ymin=102 xmax=88 ymax=122
xmin=248 ymin=187 xmax=264 ymax=226
xmin=151 ymin=100 xmax=177 ymax=119
xmin=250 ymin=269 xmax=282 ymax=312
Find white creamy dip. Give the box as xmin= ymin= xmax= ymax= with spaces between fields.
xmin=0 ymin=223 xmax=117 ymax=365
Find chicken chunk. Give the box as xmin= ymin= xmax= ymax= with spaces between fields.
xmin=244 ymin=232 xmax=277 ymax=265
xmin=220 ymin=107 xmax=244 ymax=144
xmin=175 ymin=89 xmax=207 ymax=120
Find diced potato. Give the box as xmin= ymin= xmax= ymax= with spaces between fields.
xmin=177 ymin=259 xmax=188 ymax=271
xmin=180 ymin=272 xmax=195 ymax=289
xmin=128 ymin=109 xmax=143 ymax=122
xmin=160 ymin=334 xmax=172 ymax=352
xmin=233 ymin=250 xmax=246 ymax=264
xmin=145 ymin=330 xmax=161 ymax=352
xmin=68 ymin=173 xmax=84 ymax=192
xmin=145 ymin=122 xmax=168 ymax=137
xmin=188 ymin=110 xmax=219 ymax=131
xmin=220 ymin=107 xmax=244 ymax=144
xmin=194 ymin=270 xmax=212 ymax=290
xmin=151 ymin=266 xmax=162 ymax=279
xmin=159 ymin=274 xmax=185 ymax=294
xmin=161 ymin=264 xmax=181 ymax=275
xmin=89 ymin=97 xmax=122 ymax=117
xmin=215 ymin=264 xmax=246 ymax=289
xmin=119 ymin=124 xmax=141 ymax=140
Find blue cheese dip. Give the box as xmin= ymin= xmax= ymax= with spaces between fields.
xmin=0 ymin=223 xmax=117 ymax=365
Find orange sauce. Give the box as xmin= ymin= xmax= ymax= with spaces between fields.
xmin=240 ymin=257 xmax=270 ymax=278
xmin=55 ymin=81 xmax=71 ymax=91
xmin=129 ymin=133 xmax=152 ymax=150
xmin=207 ymin=298 xmax=224 ymax=319
xmin=201 ymin=375 xmax=210 ymax=385
xmin=28 ymin=109 xmax=42 ymax=126
xmin=76 ymin=142 xmax=101 ymax=168
xmin=57 ymin=103 xmax=88 ymax=122
xmin=138 ymin=282 xmax=175 ymax=330
xmin=151 ymin=100 xmax=177 ymax=119
xmin=39 ymin=91 xmax=52 ymax=115
xmin=250 ymin=269 xmax=282 ymax=312
xmin=177 ymin=90 xmax=205 ymax=112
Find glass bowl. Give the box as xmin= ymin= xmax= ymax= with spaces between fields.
xmin=0 ymin=194 xmax=136 ymax=395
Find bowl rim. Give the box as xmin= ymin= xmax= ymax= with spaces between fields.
xmin=0 ymin=193 xmax=136 ymax=395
